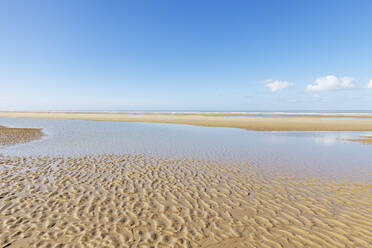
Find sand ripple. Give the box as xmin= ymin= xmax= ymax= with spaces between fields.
xmin=0 ymin=154 xmax=371 ymax=247
xmin=0 ymin=126 xmax=44 ymax=146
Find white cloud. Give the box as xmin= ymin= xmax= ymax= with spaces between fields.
xmin=366 ymin=79 xmax=372 ymax=88
xmin=306 ymin=75 xmax=356 ymax=92
xmin=265 ymin=80 xmax=293 ymax=92
xmin=340 ymin=77 xmax=356 ymax=89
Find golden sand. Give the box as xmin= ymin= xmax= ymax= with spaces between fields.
xmin=79 ymin=112 xmax=372 ymax=119
xmin=2 ymin=112 xmax=372 ymax=131
xmin=0 ymin=125 xmax=44 ymax=146
xmin=0 ymin=154 xmax=371 ymax=248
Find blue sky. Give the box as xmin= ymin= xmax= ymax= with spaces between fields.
xmin=1 ymin=0 xmax=372 ymax=111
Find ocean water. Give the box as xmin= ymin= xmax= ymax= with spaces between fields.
xmin=0 ymin=117 xmax=371 ymax=181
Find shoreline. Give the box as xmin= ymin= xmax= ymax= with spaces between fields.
xmin=1 ymin=114 xmax=371 ymax=247
xmin=2 ymin=111 xmax=372 ymax=131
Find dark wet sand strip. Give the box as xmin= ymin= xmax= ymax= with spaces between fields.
xmin=345 ymin=136 xmax=372 ymax=145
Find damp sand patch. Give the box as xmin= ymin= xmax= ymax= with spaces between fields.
xmin=0 ymin=125 xmax=44 ymax=146
xmin=345 ymin=136 xmax=372 ymax=145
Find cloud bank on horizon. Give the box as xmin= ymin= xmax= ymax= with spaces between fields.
xmin=267 ymin=75 xmax=371 ymax=93
xmin=306 ymin=76 xmax=355 ymax=92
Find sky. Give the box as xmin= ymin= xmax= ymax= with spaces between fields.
xmin=1 ymin=0 xmax=372 ymax=111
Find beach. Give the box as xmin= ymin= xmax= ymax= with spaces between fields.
xmin=2 ymin=111 xmax=372 ymax=131
xmin=0 ymin=117 xmax=371 ymax=247
xmin=3 ymin=0 xmax=372 ymax=247
xmin=1 ymin=153 xmax=371 ymax=247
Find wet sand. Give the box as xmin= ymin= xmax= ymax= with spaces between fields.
xmin=2 ymin=112 xmax=372 ymax=131
xmin=0 ymin=121 xmax=371 ymax=247
xmin=345 ymin=136 xmax=372 ymax=145
xmin=0 ymin=154 xmax=371 ymax=248
xmin=0 ymin=125 xmax=44 ymax=146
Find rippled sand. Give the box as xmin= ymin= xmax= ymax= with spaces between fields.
xmin=0 ymin=154 xmax=371 ymax=248
xmin=0 ymin=126 xmax=44 ymax=146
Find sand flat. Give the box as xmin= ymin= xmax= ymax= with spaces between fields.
xmin=0 ymin=154 xmax=371 ymax=248
xmin=2 ymin=111 xmax=372 ymax=131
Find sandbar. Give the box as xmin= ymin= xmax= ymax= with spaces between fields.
xmin=2 ymin=111 xmax=372 ymax=131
